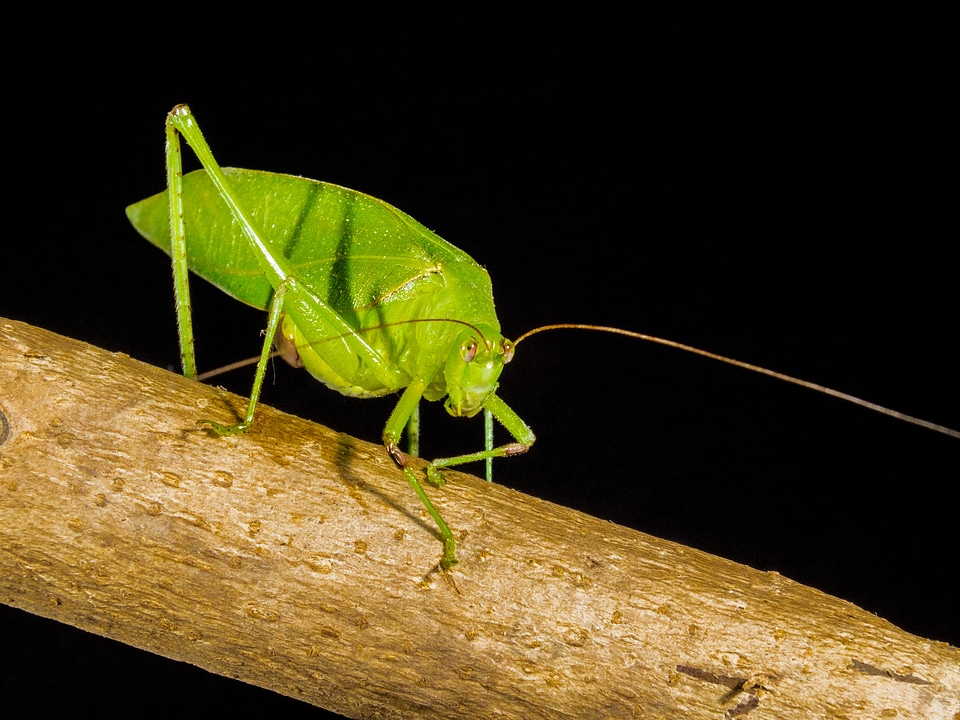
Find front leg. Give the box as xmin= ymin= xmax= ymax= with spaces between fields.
xmin=383 ymin=381 xmax=458 ymax=570
xmin=426 ymin=392 xmax=536 ymax=486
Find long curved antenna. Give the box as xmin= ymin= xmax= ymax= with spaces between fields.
xmin=514 ymin=324 xmax=960 ymax=440
xmin=196 ymin=317 xmax=492 ymax=382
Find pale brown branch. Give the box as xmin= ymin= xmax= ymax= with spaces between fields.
xmin=1 ymin=318 xmax=957 ymax=719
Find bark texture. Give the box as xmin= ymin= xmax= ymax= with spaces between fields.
xmin=1 ymin=318 xmax=957 ymax=719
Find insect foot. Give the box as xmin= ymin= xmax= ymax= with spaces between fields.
xmin=199 ymin=419 xmax=251 ymax=436
xmin=426 ymin=466 xmax=447 ymax=487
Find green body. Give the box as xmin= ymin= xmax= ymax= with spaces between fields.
xmin=128 ymin=168 xmax=503 ymax=407
xmin=125 ymin=105 xmax=535 ymax=569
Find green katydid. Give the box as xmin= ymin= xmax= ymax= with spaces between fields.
xmin=127 ymin=105 xmax=531 ymax=570
xmin=127 ymin=105 xmax=959 ymax=571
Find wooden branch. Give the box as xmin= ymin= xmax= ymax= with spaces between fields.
xmin=1 ymin=317 xmax=957 ymax=719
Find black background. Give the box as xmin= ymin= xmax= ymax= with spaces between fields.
xmin=3 ymin=8 xmax=957 ymax=717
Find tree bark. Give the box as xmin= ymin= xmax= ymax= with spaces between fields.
xmin=1 ymin=317 xmax=957 ymax=719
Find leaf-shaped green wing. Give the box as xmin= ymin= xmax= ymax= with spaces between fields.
xmin=126 ymin=168 xmax=452 ymax=316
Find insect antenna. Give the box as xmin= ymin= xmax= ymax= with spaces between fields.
xmin=196 ymin=354 xmax=280 ymax=382
xmin=195 ymin=318 xmax=495 ymax=382
xmin=358 ymin=317 xmax=494 ymax=349
xmin=513 ymin=324 xmax=960 ymax=440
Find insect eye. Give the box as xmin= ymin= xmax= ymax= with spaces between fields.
xmin=461 ymin=341 xmax=478 ymax=363
xmin=502 ymin=340 xmax=514 ymax=364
